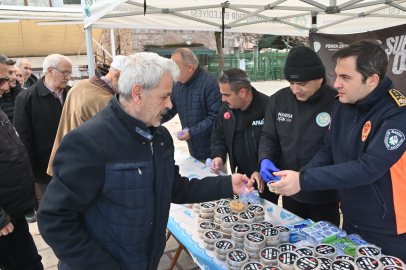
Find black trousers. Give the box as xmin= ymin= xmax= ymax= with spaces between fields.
xmin=343 ymin=220 xmax=406 ymax=262
xmin=282 ymin=196 xmax=340 ymax=227
xmin=0 ymin=216 xmax=43 ymax=270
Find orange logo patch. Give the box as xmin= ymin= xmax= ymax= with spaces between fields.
xmin=362 ymin=121 xmax=371 ymax=141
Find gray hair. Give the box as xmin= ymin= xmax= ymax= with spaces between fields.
xmin=172 ymin=48 xmax=199 ymax=68
xmin=0 ymin=54 xmax=9 ymax=64
xmin=15 ymin=58 xmax=29 ymax=68
xmin=42 ymin=54 xmax=72 ymax=74
xmin=118 ymin=52 xmax=180 ymax=100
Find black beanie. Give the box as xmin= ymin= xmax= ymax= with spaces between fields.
xmin=284 ymin=46 xmax=325 ymax=82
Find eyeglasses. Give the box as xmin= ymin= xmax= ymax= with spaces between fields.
xmin=53 ymin=67 xmax=72 ymax=76
xmin=0 ymin=77 xmax=10 ymax=87
xmin=220 ymin=71 xmax=250 ymax=84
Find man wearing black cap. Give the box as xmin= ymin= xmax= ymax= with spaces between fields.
xmin=258 ymin=46 xmax=339 ymax=225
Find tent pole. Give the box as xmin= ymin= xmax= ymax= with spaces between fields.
xmin=111 ymin=29 xmax=116 ymax=59
xmin=85 ymin=26 xmax=95 ymax=78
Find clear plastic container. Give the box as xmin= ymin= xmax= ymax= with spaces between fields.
xmin=300 ymin=221 xmax=347 ymax=245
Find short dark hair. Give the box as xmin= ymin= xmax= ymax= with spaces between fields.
xmin=333 ymin=39 xmax=387 ymax=83
xmin=0 ymin=54 xmax=9 ymax=65
xmin=219 ymin=68 xmax=251 ymax=94
xmin=6 ymin=59 xmax=16 ymax=66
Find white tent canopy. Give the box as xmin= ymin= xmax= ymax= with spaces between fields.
xmin=83 ymin=0 xmax=406 ymax=35
xmin=80 ymin=0 xmax=406 ymax=76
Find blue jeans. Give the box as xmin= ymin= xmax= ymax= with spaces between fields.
xmin=0 ymin=216 xmax=43 ymax=270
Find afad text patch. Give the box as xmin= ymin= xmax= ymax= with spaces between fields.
xmin=224 ymin=111 xmax=231 ymax=120
xmin=384 ymin=129 xmax=405 ymax=150
xmin=389 ymin=89 xmax=406 ymax=107
xmin=362 ymin=121 xmax=371 ymax=141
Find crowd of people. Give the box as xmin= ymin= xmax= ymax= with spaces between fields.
xmin=0 ymin=38 xmax=405 ymax=269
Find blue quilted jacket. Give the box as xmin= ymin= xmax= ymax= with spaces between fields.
xmin=163 ymin=66 xmax=222 ymax=160
xmin=37 ymin=95 xmax=233 ymax=270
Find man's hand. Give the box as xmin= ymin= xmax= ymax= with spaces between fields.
xmin=231 ymin=174 xmax=255 ymax=194
xmin=270 ymin=170 xmax=301 ymax=196
xmin=251 ymin=172 xmax=264 ymax=193
xmin=211 ymin=157 xmax=223 ymax=175
xmin=260 ymin=159 xmax=281 ymax=183
xmin=0 ymin=222 xmax=14 ymax=236
xmin=177 ymin=130 xmax=191 ymax=141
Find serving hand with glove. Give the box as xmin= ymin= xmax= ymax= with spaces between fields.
xmin=259 ymin=159 xmax=281 ymax=183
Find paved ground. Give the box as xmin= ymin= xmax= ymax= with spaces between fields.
xmin=29 ymin=80 xmax=289 ymax=270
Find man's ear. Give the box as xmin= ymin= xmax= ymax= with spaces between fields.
xmin=131 ymin=84 xmax=143 ymax=104
xmin=115 ymin=71 xmax=121 ymax=79
xmin=367 ymin=74 xmax=379 ymax=88
xmin=239 ymin=88 xmax=247 ymax=98
xmin=188 ymin=64 xmax=194 ymax=72
xmin=47 ymin=67 xmax=53 ymax=75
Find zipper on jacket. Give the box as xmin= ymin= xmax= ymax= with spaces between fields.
xmin=150 ymin=142 xmax=154 ymax=156
xmin=244 ymin=129 xmax=255 ymax=173
xmin=296 ymin=104 xmax=306 ymax=169
xmin=252 ymin=131 xmax=258 ymax=153
xmin=372 ymin=184 xmax=390 ymax=219
xmin=354 ymin=108 xmax=359 ymax=123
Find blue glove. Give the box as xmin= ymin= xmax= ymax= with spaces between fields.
xmin=260 ymin=159 xmax=281 ymax=183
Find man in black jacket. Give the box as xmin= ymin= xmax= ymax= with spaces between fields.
xmin=37 ymin=52 xmax=253 ymax=270
xmin=259 ymin=46 xmax=339 ymax=225
xmin=14 ymin=54 xmax=72 ymax=206
xmin=162 ymin=48 xmax=223 ymax=163
xmin=211 ymin=68 xmax=279 ymax=204
xmin=16 ymin=58 xmax=37 ymax=88
xmin=1 ymin=59 xmax=23 ymax=123
xmin=0 ymin=54 xmax=43 ymax=270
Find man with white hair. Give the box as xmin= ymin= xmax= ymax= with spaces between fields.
xmin=16 ymin=58 xmax=37 ymax=88
xmin=14 ymin=54 xmax=72 ymax=207
xmin=37 ymin=52 xmax=253 ymax=270
xmin=46 ymin=55 xmax=128 ymax=176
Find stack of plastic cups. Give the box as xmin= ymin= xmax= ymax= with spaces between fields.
xmin=198 ymin=221 xmax=217 ymax=239
xmin=216 ymin=199 xmax=231 ymax=207
xmin=193 ymin=203 xmax=200 ymax=214
xmin=330 ymin=259 xmax=358 ymax=270
xmin=214 ymin=239 xmax=235 ymax=261
xmin=355 ymin=245 xmax=381 ymax=258
xmin=214 ymin=206 xmax=232 ymax=230
xmin=295 ymin=247 xmax=314 ymax=257
xmin=355 ymin=256 xmax=383 ymax=270
xmin=220 ymin=215 xmax=239 ymax=239
xmin=294 ymin=256 xmax=321 ymax=270
xmin=335 ymin=255 xmax=354 ymax=262
xmin=230 ymin=200 xmax=247 ymax=215
xmin=260 ymin=247 xmax=280 ymax=267
xmin=250 ymin=223 xmax=266 ymax=232
xmin=203 ymin=230 xmax=223 ymax=250
xmin=379 ymin=256 xmax=405 ymax=269
xmin=278 ymin=251 xmax=299 ymax=270
xmin=231 ymin=223 xmax=251 ymax=249
xmin=244 ymin=231 xmax=266 ymax=261
xmin=248 ymin=204 xmax=265 ymax=222
xmin=275 ymin=226 xmax=291 ymax=243
xmin=226 ymin=249 xmax=249 ymax=270
xmin=261 ymin=227 xmax=280 ymax=247
xmin=313 ymin=244 xmax=337 ymax=259
xmin=241 ymin=261 xmax=265 ymax=270
xmin=278 ymin=243 xmax=297 ymax=252
xmin=185 ymin=204 xmax=193 ymax=208
xmin=317 ymin=257 xmax=332 ymax=270
xmin=239 ymin=211 xmax=256 ymax=224
xmin=198 ymin=202 xmax=216 ymax=222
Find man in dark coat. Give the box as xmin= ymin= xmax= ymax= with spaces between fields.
xmin=16 ymin=58 xmax=37 ymax=88
xmin=0 ymin=53 xmax=43 ymax=270
xmin=271 ymin=40 xmax=406 ymax=261
xmin=162 ymin=48 xmax=223 ymax=162
xmin=37 ymin=52 xmax=253 ymax=270
xmin=14 ymin=54 xmax=72 ymax=204
xmin=259 ymin=46 xmax=339 ymax=226
xmin=211 ymin=68 xmax=279 ymax=204
xmin=0 ymin=59 xmax=23 ymax=123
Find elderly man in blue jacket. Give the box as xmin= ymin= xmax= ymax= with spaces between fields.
xmin=270 ymin=40 xmax=406 ymax=261
xmin=37 ymin=52 xmax=253 ymax=270
xmin=162 ymin=48 xmax=223 ymax=163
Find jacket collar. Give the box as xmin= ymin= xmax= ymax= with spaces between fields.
xmin=184 ymin=65 xmax=202 ymax=87
xmin=90 ymin=75 xmax=115 ymax=96
xmin=355 ymin=76 xmax=393 ymax=110
xmin=109 ymin=94 xmax=158 ymax=141
xmin=37 ymin=77 xmax=69 ymax=98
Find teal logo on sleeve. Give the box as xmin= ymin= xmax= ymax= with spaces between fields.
xmin=314 ymin=42 xmax=321 ymax=52
xmin=316 ymin=112 xmax=331 ymax=127
xmin=385 ymin=129 xmax=405 ymax=150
